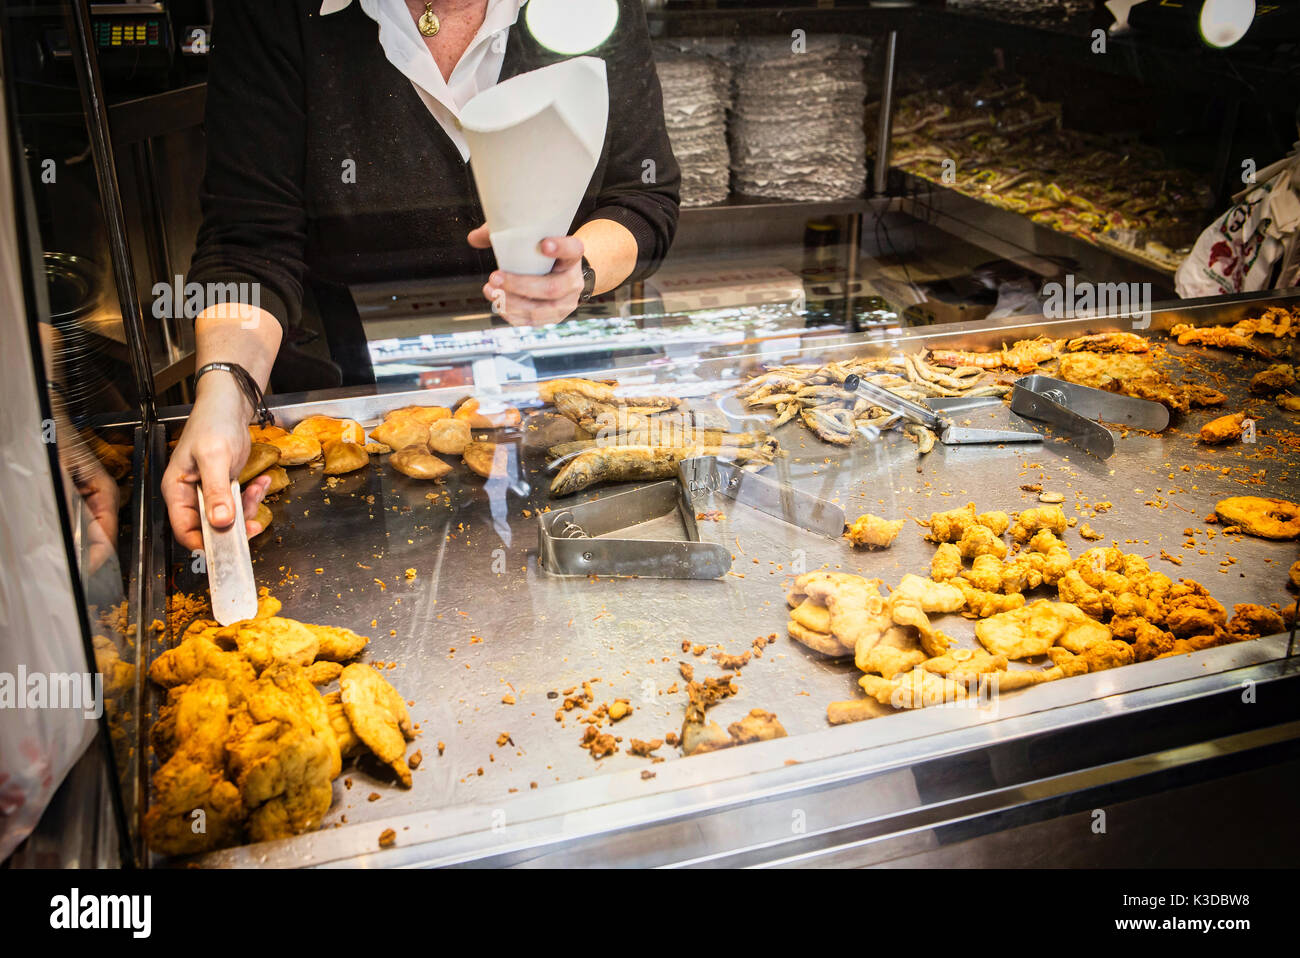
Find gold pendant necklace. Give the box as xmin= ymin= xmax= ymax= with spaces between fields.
xmin=418 ymin=2 xmax=440 ymax=37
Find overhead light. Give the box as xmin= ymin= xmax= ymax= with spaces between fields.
xmin=525 ymin=0 xmax=619 ymax=56
xmin=1198 ymin=0 xmax=1256 ymax=48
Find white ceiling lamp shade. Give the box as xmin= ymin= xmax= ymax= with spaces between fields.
xmin=525 ymin=0 xmax=620 ymax=56
xmin=1198 ymin=0 xmax=1256 ymax=48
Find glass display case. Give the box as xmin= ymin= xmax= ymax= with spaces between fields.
xmin=3 ymin=0 xmax=1299 ymax=870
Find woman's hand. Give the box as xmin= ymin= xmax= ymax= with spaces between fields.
xmin=161 ymin=373 xmax=271 ymax=553
xmin=468 ymin=225 xmax=585 ymax=327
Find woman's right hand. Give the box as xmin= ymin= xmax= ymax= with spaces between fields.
xmin=161 ymin=373 xmax=271 ymax=553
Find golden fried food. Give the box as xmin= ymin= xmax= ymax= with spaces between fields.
xmin=389 ymin=444 xmax=453 ymax=480
xmin=292 ymin=415 xmax=365 ymax=446
xmin=258 ymin=465 xmax=290 ymax=495
xmin=890 ymin=573 xmax=965 ymax=614
xmin=1291 ymin=559 xmax=1300 ymax=589
xmin=148 ymin=634 xmax=256 ymax=692
xmin=237 ymin=443 xmax=281 ymax=484
xmin=975 ymin=599 xmax=1109 ymax=659
xmin=860 ymin=668 xmax=968 ymax=709
xmin=727 ymin=709 xmax=787 ymax=745
xmin=931 ymin=542 xmax=963 ymax=581
xmin=369 ymin=418 xmax=431 ymax=452
xmin=977 ymin=511 xmax=1011 ymax=536
xmin=1249 ymin=364 xmax=1296 ymax=396
xmin=232 ymin=617 xmax=320 ymax=673
xmin=962 ymin=554 xmax=1005 ymax=592
xmin=339 ymin=664 xmax=414 ymax=787
xmin=922 ymin=647 xmax=1008 ymax=678
xmin=1214 ymin=496 xmax=1300 ymax=540
xmin=1064 ymin=331 xmax=1150 ymax=353
xmin=845 ymin=513 xmax=905 ymax=549
xmin=1058 ymin=351 xmax=1224 ymax=413
xmin=385 ymin=405 xmax=451 ymax=427
xmin=889 ymin=600 xmax=954 ymax=658
xmin=953 ymin=578 xmax=1025 ymax=619
xmin=1278 ymin=394 xmax=1300 ymax=412
xmin=787 ymin=620 xmax=845 ymax=656
xmin=1199 ymin=412 xmax=1246 ymax=445
xmin=267 ymin=433 xmax=321 ymax=466
xmin=924 ymin=502 xmax=978 ymax=542
xmin=795 ymin=572 xmax=889 ymax=656
xmin=428 ymin=418 xmax=472 ymax=455
xmin=228 ymin=719 xmax=335 ymax=843
xmin=1026 ymin=530 xmax=1073 ymax=584
xmin=957 ymin=523 xmax=1008 ymax=560
xmin=827 ymin=698 xmax=895 ymax=724
xmin=144 ymin=680 xmax=246 ymax=856
xmin=1158 ymin=580 xmax=1227 ymax=636
xmin=251 ymin=502 xmax=273 ymax=536
xmin=857 ymin=645 xmax=927 ymax=678
xmin=455 ymin=397 xmax=523 ymax=429
xmin=1169 ymin=323 xmax=1276 ymax=358
xmin=1224 ymin=603 xmax=1285 ymax=639
xmin=324 ymin=691 xmax=364 ymax=758
xmin=789 ymin=597 xmax=832 ymax=635
xmin=463 ymin=440 xmax=507 ymax=479
xmin=304 ymin=623 xmax=370 ymax=662
xmin=321 ymin=437 xmax=369 ymax=475
xmin=1010 ymin=505 xmax=1067 ymax=543
xmin=304 ymin=661 xmax=344 ymax=686
xmin=249 ymin=424 xmax=288 ymax=443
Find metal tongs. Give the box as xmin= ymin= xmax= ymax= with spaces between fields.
xmin=1010 ymin=374 xmax=1170 ymax=460
xmin=842 ymin=373 xmax=1042 ymax=445
xmin=536 ymin=456 xmax=845 ymax=578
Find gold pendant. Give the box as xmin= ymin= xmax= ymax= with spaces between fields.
xmin=418 ymin=3 xmax=440 ymax=37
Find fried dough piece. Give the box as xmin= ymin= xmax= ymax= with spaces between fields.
xmin=953 ymin=578 xmax=1025 ymax=619
xmin=455 ymin=398 xmax=523 ymax=429
xmin=321 ymin=438 xmax=369 ymax=475
xmin=1223 ymin=603 xmax=1286 ymax=639
xmin=292 ymin=415 xmax=365 ymax=446
xmin=1199 ymin=412 xmax=1246 ymax=445
xmin=323 ymin=691 xmax=364 ymax=758
xmin=957 ymin=523 xmax=1008 ymax=560
xmin=827 ymin=698 xmax=896 ymax=724
xmin=1214 ymin=496 xmax=1300 ymax=540
xmin=237 ymin=443 xmax=281 ymax=484
xmin=922 ymin=647 xmax=1008 ymax=678
xmin=250 ymin=424 xmax=288 ymax=443
xmin=389 ymin=444 xmax=453 ymax=480
xmin=304 ymin=623 xmax=369 ymax=662
xmin=428 ymin=418 xmax=472 ymax=455
xmin=931 ymin=542 xmax=963 ymax=581
xmin=258 ymin=465 xmax=290 ymax=495
xmin=464 ymin=440 xmax=507 ymax=479
xmin=232 ymin=617 xmax=320 ymax=673
xmin=845 ymin=513 xmax=905 ymax=549
xmin=857 ymin=644 xmax=927 ymax=678
xmin=251 ymin=502 xmax=273 ymax=536
xmin=304 ymin=661 xmax=344 ymax=686
xmin=789 ymin=598 xmax=832 ymax=635
xmin=267 ymin=433 xmax=321 ymax=466
xmin=370 ymin=418 xmax=431 ymax=452
xmin=975 ymin=599 xmax=1109 ymax=659
xmin=339 ymin=664 xmax=414 ymax=787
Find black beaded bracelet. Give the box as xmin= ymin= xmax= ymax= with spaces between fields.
xmin=194 ymin=362 xmax=274 ymax=427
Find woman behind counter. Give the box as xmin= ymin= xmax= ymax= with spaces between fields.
xmin=163 ymin=0 xmax=680 ymax=551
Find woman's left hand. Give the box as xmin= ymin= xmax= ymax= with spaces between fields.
xmin=468 ymin=225 xmax=585 ymax=327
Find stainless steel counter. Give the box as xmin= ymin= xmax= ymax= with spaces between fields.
xmin=147 ymin=291 xmax=1300 ymax=867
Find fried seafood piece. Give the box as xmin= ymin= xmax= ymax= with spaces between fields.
xmin=1199 ymin=412 xmax=1247 ymax=445
xmin=227 ymin=719 xmax=335 ymax=843
xmin=794 ymin=572 xmax=889 ymax=656
xmin=1000 ymin=553 xmax=1045 ymax=593
xmin=927 ymin=336 xmax=1059 ymax=373
xmin=1249 ymin=364 xmax=1296 ymax=396
xmin=1064 ymin=332 xmax=1150 ymax=353
xmin=1010 ymin=505 xmax=1067 ymax=543
xmin=727 ymin=709 xmax=787 ymax=746
xmin=1056 ymin=569 xmax=1108 ymax=619
xmin=857 ymin=644 xmax=928 ymax=678
xmin=931 ymin=542 xmax=964 ymax=581
xmin=801 ymin=406 xmax=855 ymax=445
xmin=1291 ymin=559 xmax=1300 ymax=589
xmin=845 ymin=513 xmax=905 ymax=549
xmin=339 ymin=664 xmax=415 ymax=787
xmin=962 ymin=554 xmax=1007 ymax=592
xmin=859 ymin=668 xmax=969 ymax=709
xmin=389 ymin=444 xmax=453 ymax=480
xmin=1159 ymin=580 xmax=1227 ymax=637
xmin=1114 ymin=617 xmax=1178 ymax=662
xmin=144 ymin=680 xmax=246 ymax=856
xmin=148 ymin=634 xmax=256 ymax=693
xmin=827 ymin=698 xmax=897 ymax=725
xmin=292 ymin=415 xmax=366 ymax=446
xmin=889 ymin=601 xmax=954 ymax=658
xmin=924 ymin=502 xmax=977 ymax=542
xmin=323 ymin=691 xmax=363 ymax=758
xmin=304 ymin=660 xmax=344 ymax=686
xmin=891 ymin=573 xmax=965 ymax=614
xmin=232 ymin=617 xmax=320 ymax=673
xmin=957 ymin=523 xmax=1008 ymax=560
xmin=304 ymin=623 xmax=370 ymax=662
xmin=1214 ymin=496 xmax=1300 ymax=540
xmin=787 ymin=620 xmax=845 ymax=657
xmin=1169 ymin=323 xmax=1276 ymax=358
xmin=549 ymin=444 xmax=771 ymax=495
xmin=975 ymin=599 xmax=1110 ymax=660
xmin=922 ymin=647 xmax=1008 ymax=678
xmin=1057 ymin=352 xmax=1214 ymax=413
xmin=1025 ymin=530 xmax=1073 ymax=585
xmin=788 ymin=597 xmax=832 ymax=635
xmin=237 ymin=443 xmax=281 ymax=484
xmin=977 ymin=510 xmax=1011 ymax=536
xmin=1223 ymin=603 xmax=1286 ymax=639
xmin=953 ymin=578 xmax=1026 ymax=619
xmin=241 ymin=664 xmax=341 ymax=778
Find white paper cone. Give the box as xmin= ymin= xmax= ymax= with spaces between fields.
xmin=461 ymin=56 xmax=609 ymax=275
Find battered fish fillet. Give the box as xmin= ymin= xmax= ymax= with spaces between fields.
xmin=857 ymin=644 xmax=927 ymax=678
xmin=1214 ymin=496 xmax=1300 ymax=540
xmin=227 ymin=721 xmax=335 ymax=843
xmin=795 ymin=572 xmax=889 ymax=656
xmin=242 ymin=663 xmax=342 ymax=779
xmin=922 ymin=647 xmax=1008 ymax=678
xmin=339 ymin=664 xmax=415 ymax=787
xmin=1199 ymin=412 xmax=1246 ymax=444
xmin=147 ymin=634 xmax=256 ymax=693
xmin=304 ymin=624 xmax=370 ymax=662
xmin=323 ymin=691 xmax=364 ymax=758
xmin=144 ymin=679 xmax=246 ymax=856
xmin=845 ymin=513 xmax=905 ymax=549
xmin=303 ymin=660 xmax=344 ymax=686
xmin=975 ymin=599 xmax=1110 ymax=659
xmin=859 ymin=668 xmax=968 ymax=709
xmin=232 ymin=617 xmax=320 ymax=673
xmin=1058 ymin=351 xmax=1225 ymax=413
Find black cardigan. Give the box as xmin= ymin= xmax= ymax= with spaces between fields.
xmin=188 ymin=0 xmax=681 ymax=335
